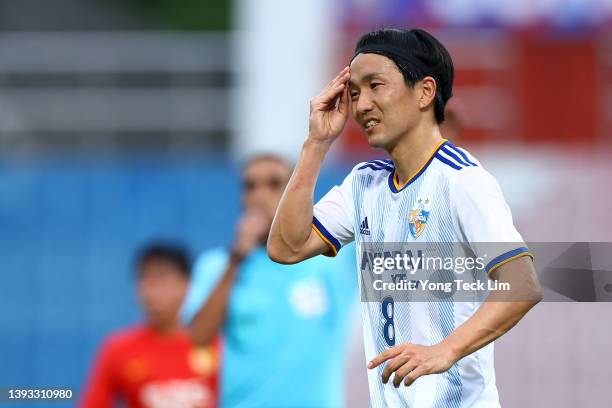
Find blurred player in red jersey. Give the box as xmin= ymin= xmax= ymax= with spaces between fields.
xmin=79 ymin=243 xmax=220 ymax=408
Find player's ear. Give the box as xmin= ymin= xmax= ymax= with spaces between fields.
xmin=418 ymin=76 xmax=437 ymax=110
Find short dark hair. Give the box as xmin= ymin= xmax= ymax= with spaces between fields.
xmin=354 ymin=28 xmax=454 ymax=123
xmin=136 ymin=243 xmax=192 ymax=279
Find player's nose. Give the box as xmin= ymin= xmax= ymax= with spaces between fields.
xmin=356 ymin=94 xmax=375 ymax=116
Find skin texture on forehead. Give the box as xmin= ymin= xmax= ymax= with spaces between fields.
xmin=349 ymin=53 xmax=402 ymax=85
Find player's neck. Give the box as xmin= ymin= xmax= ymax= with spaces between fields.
xmin=388 ymin=122 xmax=443 ymax=187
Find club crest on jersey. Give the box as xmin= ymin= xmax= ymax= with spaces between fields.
xmin=409 ymin=198 xmax=430 ymax=239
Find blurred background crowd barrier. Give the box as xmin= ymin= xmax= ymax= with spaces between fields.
xmin=0 ymin=0 xmax=611 ymax=407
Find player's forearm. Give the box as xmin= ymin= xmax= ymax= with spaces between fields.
xmin=442 ymin=256 xmax=542 ymax=361
xmin=268 ymin=138 xmax=331 ymax=261
xmin=189 ymin=258 xmax=239 ymax=346
xmin=441 ymin=299 xmax=538 ymax=362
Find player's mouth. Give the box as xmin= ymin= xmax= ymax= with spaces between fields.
xmin=363 ymin=118 xmax=380 ymax=133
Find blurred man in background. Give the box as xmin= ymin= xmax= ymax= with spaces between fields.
xmin=80 ymin=244 xmax=219 ymax=408
xmin=182 ymin=155 xmax=358 ymax=408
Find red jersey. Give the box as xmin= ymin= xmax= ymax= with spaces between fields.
xmin=79 ymin=325 xmax=219 ymax=408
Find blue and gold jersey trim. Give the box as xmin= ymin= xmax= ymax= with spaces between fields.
xmin=358 ymin=159 xmax=394 ymax=172
xmin=312 ymin=216 xmax=341 ymax=256
xmin=359 ymin=140 xmax=478 ymax=193
xmin=388 ymin=139 xmax=448 ymax=193
xmin=434 ymin=142 xmax=479 ymax=171
xmin=486 ymin=246 xmax=533 ymax=276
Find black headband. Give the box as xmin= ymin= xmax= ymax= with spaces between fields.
xmin=351 ymin=43 xmax=427 ymax=74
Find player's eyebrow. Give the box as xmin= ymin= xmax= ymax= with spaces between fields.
xmin=348 ymin=72 xmax=384 ymax=87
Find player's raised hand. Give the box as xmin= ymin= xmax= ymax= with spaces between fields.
xmin=308 ymin=66 xmax=350 ymax=145
xmin=368 ymin=342 xmax=458 ymax=387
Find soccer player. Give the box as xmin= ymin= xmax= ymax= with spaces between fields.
xmin=268 ymin=28 xmax=542 ymax=407
xmin=79 ymin=244 xmax=219 ymax=408
xmin=182 ymin=155 xmax=357 ymax=407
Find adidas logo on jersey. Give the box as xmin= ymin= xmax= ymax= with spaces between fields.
xmin=360 ymin=217 xmax=370 ymax=235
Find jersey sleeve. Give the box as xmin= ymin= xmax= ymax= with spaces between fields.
xmin=180 ymin=248 xmax=229 ymax=324
xmin=312 ymin=168 xmax=356 ymax=256
xmin=78 ymin=338 xmax=118 ymax=408
xmin=450 ymin=167 xmax=532 ymax=276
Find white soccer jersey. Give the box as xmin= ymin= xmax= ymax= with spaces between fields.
xmin=312 ymin=139 xmax=531 ymax=408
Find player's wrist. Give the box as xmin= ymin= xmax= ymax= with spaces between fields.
xmin=302 ymin=138 xmax=334 ymax=155
xmin=439 ymin=338 xmax=464 ymax=363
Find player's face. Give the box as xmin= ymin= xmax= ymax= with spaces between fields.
xmin=241 ymin=159 xmax=291 ymax=223
xmin=349 ymin=53 xmax=422 ymax=150
xmin=137 ymin=260 xmax=188 ymax=328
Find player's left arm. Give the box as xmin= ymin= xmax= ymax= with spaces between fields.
xmin=369 ymin=254 xmax=541 ymax=388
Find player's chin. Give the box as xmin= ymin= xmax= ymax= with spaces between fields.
xmin=364 ymin=131 xmax=388 ymax=149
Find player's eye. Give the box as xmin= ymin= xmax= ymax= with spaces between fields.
xmin=350 ymin=92 xmax=359 ymax=100
xmin=371 ymin=82 xmax=383 ymax=89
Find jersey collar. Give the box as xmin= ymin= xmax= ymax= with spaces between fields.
xmin=388 ymin=139 xmax=448 ymax=193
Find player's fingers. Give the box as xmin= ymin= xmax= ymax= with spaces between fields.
xmin=314 ymin=82 xmax=346 ymax=109
xmin=381 ymin=356 xmax=407 ymax=384
xmin=368 ymin=346 xmax=401 ymax=369
xmin=404 ymin=366 xmax=428 ymax=387
xmin=337 ymin=84 xmax=348 ymax=115
xmin=326 ymin=66 xmax=350 ymax=90
xmin=320 ymin=67 xmax=349 ymax=102
xmin=392 ymin=361 xmax=418 ymax=388
xmin=323 ymin=73 xmax=350 ymax=105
